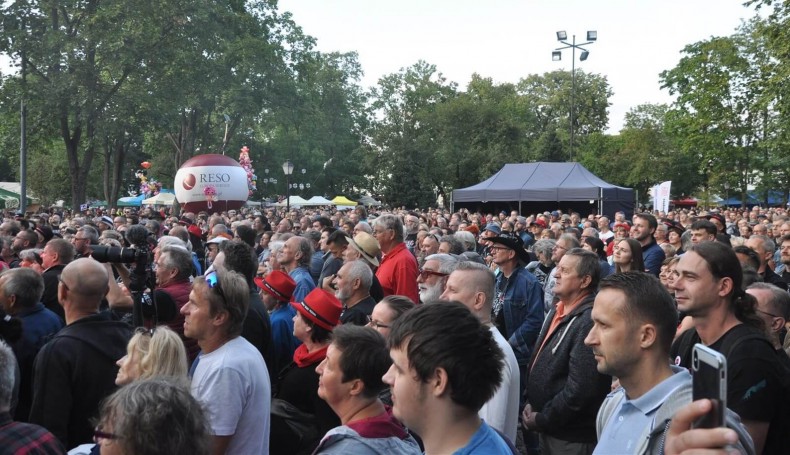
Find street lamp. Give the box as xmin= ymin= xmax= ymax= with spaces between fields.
xmin=552 ymin=30 xmax=597 ymax=162
xmin=282 ymin=160 xmax=294 ymax=212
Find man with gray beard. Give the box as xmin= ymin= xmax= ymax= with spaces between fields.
xmin=332 ymin=260 xmax=376 ymax=326
xmin=417 ymin=253 xmax=459 ymax=304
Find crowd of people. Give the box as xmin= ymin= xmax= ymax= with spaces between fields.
xmin=0 ymin=202 xmax=788 ymax=454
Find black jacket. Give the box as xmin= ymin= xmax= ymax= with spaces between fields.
xmin=41 ymin=265 xmax=66 ymax=322
xmin=527 ymin=293 xmax=611 ymax=443
xmin=29 ymin=311 xmax=132 ymax=448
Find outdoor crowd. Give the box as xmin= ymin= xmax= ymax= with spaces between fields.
xmin=0 ymin=202 xmax=788 ymax=454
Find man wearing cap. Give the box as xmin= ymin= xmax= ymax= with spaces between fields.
xmin=204 ymin=236 xmax=227 ymax=273
xmin=97 ymin=216 xmax=114 ymax=233
xmin=488 ymin=232 xmax=544 ymax=408
xmin=183 ymin=269 xmax=271 ymax=455
xmin=530 ymin=218 xmax=547 ymax=241
xmin=345 ymin=232 xmax=385 ymax=302
xmin=256 ymin=270 xmax=299 ymax=374
xmin=34 ymin=225 xmax=53 ymax=249
xmin=372 ymin=215 xmax=419 ymax=303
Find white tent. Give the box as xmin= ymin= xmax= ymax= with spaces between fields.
xmin=274 ymin=195 xmax=310 ymax=207
xmin=303 ymin=196 xmax=335 ymax=206
xmin=357 ymin=195 xmax=382 ymax=206
xmin=142 ymin=192 xmax=176 ymax=206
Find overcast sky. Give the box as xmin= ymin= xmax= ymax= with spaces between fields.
xmin=278 ymin=0 xmax=761 ymax=133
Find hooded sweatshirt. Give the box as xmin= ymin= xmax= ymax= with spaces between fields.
xmin=29 ymin=311 xmax=132 ymax=448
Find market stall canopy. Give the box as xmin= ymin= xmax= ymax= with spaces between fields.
xmin=304 ymin=196 xmax=335 ymax=206
xmin=331 ymin=196 xmax=357 ymax=206
xmin=274 ymin=196 xmax=310 ymax=207
xmin=357 ymin=195 xmax=382 ymax=206
xmin=451 ymin=162 xmax=634 ymax=219
xmin=0 ymin=182 xmax=38 ymax=209
xmin=117 ymin=195 xmax=145 ymax=207
xmin=142 ymin=191 xmax=176 ymax=206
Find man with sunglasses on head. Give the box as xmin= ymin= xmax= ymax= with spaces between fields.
xmin=182 ymin=269 xmax=271 ymax=455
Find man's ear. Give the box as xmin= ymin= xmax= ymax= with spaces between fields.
xmin=430 ymin=367 xmax=449 ymax=398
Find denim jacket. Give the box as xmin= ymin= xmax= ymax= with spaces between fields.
xmin=497 ymin=267 xmax=545 ymax=366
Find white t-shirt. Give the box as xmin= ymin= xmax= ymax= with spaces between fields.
xmin=599 ymin=230 xmax=615 ymax=242
xmin=479 ymin=326 xmax=521 ymax=444
xmin=191 ymin=336 xmax=271 ymax=454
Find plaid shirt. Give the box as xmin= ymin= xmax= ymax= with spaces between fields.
xmin=0 ymin=412 xmax=65 ymax=455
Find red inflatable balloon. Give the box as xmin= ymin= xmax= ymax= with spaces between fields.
xmin=141 ymin=161 xmax=151 ymax=169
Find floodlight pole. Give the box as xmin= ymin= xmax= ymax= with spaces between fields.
xmin=554 ymin=32 xmax=595 ymax=162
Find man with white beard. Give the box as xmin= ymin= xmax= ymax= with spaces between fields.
xmin=417 ymin=253 xmax=460 ymax=304
xmin=332 ymin=259 xmax=376 ymax=326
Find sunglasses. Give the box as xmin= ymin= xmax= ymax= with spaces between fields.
xmin=204 ymin=271 xmax=226 ymax=301
xmin=418 ymin=268 xmax=448 ymax=279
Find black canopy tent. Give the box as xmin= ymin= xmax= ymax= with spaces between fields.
xmin=451 ymin=162 xmax=635 ymax=219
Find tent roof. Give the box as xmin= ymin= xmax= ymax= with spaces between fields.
xmin=452 ymin=162 xmax=631 ymax=202
xmin=274 ymin=196 xmax=310 ymax=207
xmin=117 ymin=195 xmax=145 ymax=207
xmin=332 ymin=196 xmax=357 ymax=206
xmin=303 ymin=196 xmax=335 ymax=206
xmin=357 ymin=195 xmax=382 ymax=206
xmin=142 ymin=192 xmax=176 ymax=206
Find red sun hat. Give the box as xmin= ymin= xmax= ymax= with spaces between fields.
xmin=254 ymin=271 xmax=296 ymax=303
xmin=290 ymin=288 xmax=342 ymax=331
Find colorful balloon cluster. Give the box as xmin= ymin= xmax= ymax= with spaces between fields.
xmin=136 ymin=161 xmax=162 ymax=197
xmin=238 ymin=146 xmax=257 ymax=197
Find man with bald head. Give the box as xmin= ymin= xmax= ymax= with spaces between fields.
xmin=29 ymin=258 xmax=133 ymax=448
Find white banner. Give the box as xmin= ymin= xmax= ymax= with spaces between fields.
xmin=652 ymin=181 xmax=671 ymax=213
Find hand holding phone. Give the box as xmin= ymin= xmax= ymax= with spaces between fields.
xmin=692 ymin=343 xmax=727 ymax=429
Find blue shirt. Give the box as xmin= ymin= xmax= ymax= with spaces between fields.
xmin=270 ymin=305 xmax=300 ymax=372
xmin=594 ymin=368 xmax=689 ymax=454
xmin=452 ymin=420 xmax=512 ymax=455
xmin=289 ymin=266 xmax=315 ymax=303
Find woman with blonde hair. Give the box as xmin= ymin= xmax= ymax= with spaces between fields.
xmin=115 ymin=325 xmax=188 ymax=386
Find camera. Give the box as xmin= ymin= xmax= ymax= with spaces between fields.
xmin=90 ymin=245 xmax=140 ymax=263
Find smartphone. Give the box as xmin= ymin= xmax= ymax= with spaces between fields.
xmin=691 ymin=343 xmax=727 ymax=429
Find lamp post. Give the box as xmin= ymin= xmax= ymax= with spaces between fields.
xmin=552 ymin=30 xmax=597 ymax=162
xmin=282 ymin=160 xmax=294 ymax=212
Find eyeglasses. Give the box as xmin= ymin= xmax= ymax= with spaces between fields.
xmin=756 ymin=308 xmax=780 ymax=319
xmin=367 ymin=315 xmax=390 ymax=329
xmin=134 ymin=326 xmax=156 ymax=337
xmin=73 ymin=237 xmax=89 ymax=242
xmin=93 ymin=426 xmax=120 ymax=443
xmin=204 ymin=271 xmax=226 ymax=301
xmin=488 ymin=246 xmax=510 ymax=253
xmin=418 ymin=268 xmax=448 ymax=279
xmin=58 ymin=276 xmax=71 ymax=292
xmin=553 ymin=244 xmax=567 ymax=251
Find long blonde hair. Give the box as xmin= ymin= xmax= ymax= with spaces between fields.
xmin=126 ymin=325 xmax=188 ymax=380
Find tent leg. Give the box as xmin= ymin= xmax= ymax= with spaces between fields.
xmin=518 ymin=200 xmax=522 ymax=215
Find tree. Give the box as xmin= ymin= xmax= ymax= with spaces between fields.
xmin=369 ymin=61 xmax=457 ymax=208
xmin=516 ymin=70 xmax=613 ymax=161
